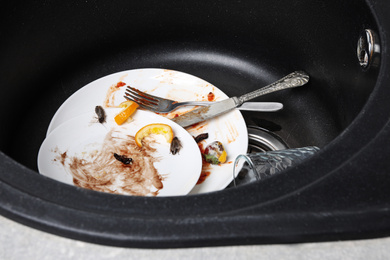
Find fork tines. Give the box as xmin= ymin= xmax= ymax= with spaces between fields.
xmin=124 ymin=86 xmax=158 ymax=109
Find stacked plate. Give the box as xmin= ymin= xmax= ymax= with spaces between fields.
xmin=38 ymin=69 xmax=248 ymax=196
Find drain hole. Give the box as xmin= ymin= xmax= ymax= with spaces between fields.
xmin=247 ymin=126 xmax=288 ymax=153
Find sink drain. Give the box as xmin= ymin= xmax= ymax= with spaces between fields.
xmin=247 ymin=126 xmax=288 ymax=153
xmin=227 ymin=126 xmax=288 ymax=188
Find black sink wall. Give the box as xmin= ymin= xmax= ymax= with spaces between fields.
xmin=0 ymin=0 xmax=378 ymax=169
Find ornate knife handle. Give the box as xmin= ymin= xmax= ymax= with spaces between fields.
xmin=237 ymin=71 xmax=309 ymax=104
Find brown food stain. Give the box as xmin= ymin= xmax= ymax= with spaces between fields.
xmin=103 ymin=81 xmax=126 ymax=108
xmin=155 ymin=70 xmax=178 ymax=85
xmin=195 ymin=142 xmax=213 ymax=184
xmin=115 ymin=81 xmax=126 ymax=88
xmin=54 ymin=129 xmax=164 ymax=196
xmin=225 ymin=120 xmax=239 ymax=143
xmin=192 ymin=123 xmax=206 ymax=132
xmin=207 ymin=92 xmax=215 ymax=101
xmin=197 ymin=170 xmax=211 ymax=185
xmin=53 ymin=148 xmax=67 ymax=166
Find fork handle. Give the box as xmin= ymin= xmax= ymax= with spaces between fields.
xmin=237 ymin=71 xmax=309 ymax=104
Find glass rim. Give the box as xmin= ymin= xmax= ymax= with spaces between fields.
xmin=233 ymin=154 xmax=261 ymax=187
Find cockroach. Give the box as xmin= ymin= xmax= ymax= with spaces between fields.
xmin=113 ymin=153 xmax=133 ymax=165
xmin=170 ymin=137 xmax=182 ymax=155
xmin=194 ymin=133 xmax=209 ymax=143
xmin=95 ymin=105 xmax=106 ymax=124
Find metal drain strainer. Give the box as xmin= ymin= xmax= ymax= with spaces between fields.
xmin=247 ymin=126 xmax=288 ymax=153
xmin=226 ymin=126 xmax=288 ymax=188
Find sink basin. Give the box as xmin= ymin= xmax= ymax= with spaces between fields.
xmin=0 ymin=0 xmax=389 ymax=248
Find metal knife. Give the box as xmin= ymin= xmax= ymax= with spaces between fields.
xmin=237 ymin=102 xmax=283 ymax=111
xmin=172 ymin=71 xmax=309 ymax=127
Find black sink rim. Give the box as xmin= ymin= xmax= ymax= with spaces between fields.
xmin=1 ymin=0 xmax=390 ymax=248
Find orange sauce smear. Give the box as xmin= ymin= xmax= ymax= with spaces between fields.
xmin=196 ymin=142 xmax=212 ymax=184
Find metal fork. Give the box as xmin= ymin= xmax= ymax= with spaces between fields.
xmin=124 ymin=86 xmax=284 ymax=113
xmin=124 ymin=86 xmax=212 ymax=113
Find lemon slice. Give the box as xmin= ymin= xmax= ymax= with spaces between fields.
xmin=114 ymin=100 xmax=139 ymax=125
xmin=135 ymin=123 xmax=174 ymax=147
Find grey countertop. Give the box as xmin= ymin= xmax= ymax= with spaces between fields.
xmin=1 ymin=215 xmax=389 ymax=260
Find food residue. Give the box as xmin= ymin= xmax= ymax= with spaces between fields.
xmin=225 ymin=120 xmax=239 ymax=143
xmin=196 ymin=141 xmax=212 ymax=184
xmin=135 ymin=123 xmax=173 ymax=148
xmin=54 ymin=129 xmax=164 ymax=196
xmin=104 ymin=81 xmax=126 ymax=108
xmin=114 ymin=100 xmax=139 ymax=125
xmin=115 ymin=81 xmax=126 ymax=88
xmin=53 ymin=148 xmax=67 ymax=166
xmin=207 ymin=92 xmax=215 ymax=101
xmin=203 ymin=141 xmax=227 ymax=164
xmin=197 ymin=170 xmax=212 ymax=185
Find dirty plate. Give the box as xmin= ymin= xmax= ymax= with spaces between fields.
xmin=46 ymin=68 xmax=248 ymax=194
xmin=39 ymin=109 xmax=202 ymax=197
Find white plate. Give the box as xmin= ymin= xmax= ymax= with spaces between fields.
xmin=46 ymin=68 xmax=248 ymax=194
xmin=38 ymin=109 xmax=202 ymax=197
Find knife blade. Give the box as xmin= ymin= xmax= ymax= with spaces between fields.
xmin=172 ymin=98 xmax=240 ymax=128
xmin=172 ymin=71 xmax=309 ymax=128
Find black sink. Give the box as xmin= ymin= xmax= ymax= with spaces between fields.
xmin=0 ymin=0 xmax=389 ymax=248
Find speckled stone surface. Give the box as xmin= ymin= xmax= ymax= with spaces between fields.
xmin=1 ymin=215 xmax=389 ymax=260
